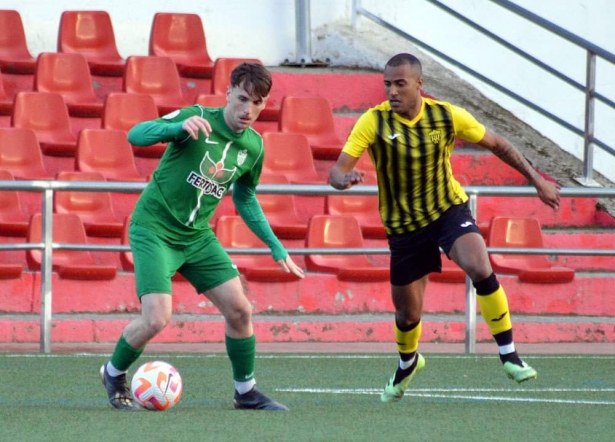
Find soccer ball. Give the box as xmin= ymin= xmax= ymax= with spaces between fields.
xmin=131 ymin=361 xmax=183 ymax=411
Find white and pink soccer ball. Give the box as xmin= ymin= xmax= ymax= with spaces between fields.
xmin=131 ymin=361 xmax=183 ymax=411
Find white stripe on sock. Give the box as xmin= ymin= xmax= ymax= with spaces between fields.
xmin=105 ymin=361 xmax=127 ymax=377
xmin=235 ymin=378 xmax=256 ymax=395
xmin=399 ymin=354 xmax=417 ymax=370
xmin=499 ymin=343 xmax=516 ymax=355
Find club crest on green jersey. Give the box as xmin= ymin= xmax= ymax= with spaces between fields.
xmin=185 ymin=140 xmax=239 ymax=200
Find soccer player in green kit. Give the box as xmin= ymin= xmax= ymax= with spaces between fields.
xmin=100 ymin=63 xmax=304 ymax=411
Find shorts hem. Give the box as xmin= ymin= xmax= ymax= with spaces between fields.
xmin=194 ymin=270 xmax=240 ymax=294
xmin=137 ymin=291 xmax=172 ymax=299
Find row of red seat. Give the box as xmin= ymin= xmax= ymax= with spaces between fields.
xmin=0 ymin=167 xmax=380 ymax=238
xmin=0 ymin=213 xmax=383 ymax=281
xmin=0 ymin=124 xmax=338 ymax=184
xmin=0 ymin=54 xmax=279 ymax=119
xmin=0 ymin=212 xmax=575 ymax=284
xmin=0 ymin=127 xmax=144 ymax=180
xmin=1 ymin=89 xmax=344 ymax=160
xmin=0 ymin=10 xmax=216 ymax=78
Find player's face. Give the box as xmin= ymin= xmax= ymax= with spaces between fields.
xmin=384 ymin=63 xmax=423 ymax=120
xmin=224 ymin=82 xmax=268 ymax=132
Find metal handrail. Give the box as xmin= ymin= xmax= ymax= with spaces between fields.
xmin=351 ymin=0 xmax=615 ymax=185
xmin=1 ymin=180 xmax=615 ymax=354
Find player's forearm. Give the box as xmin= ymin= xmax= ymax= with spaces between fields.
xmin=127 ymin=120 xmax=185 ymax=146
xmin=491 ymin=141 xmax=543 ymax=186
xmin=329 ymin=166 xmax=348 ymax=190
xmin=232 ymin=181 xmax=287 ymax=261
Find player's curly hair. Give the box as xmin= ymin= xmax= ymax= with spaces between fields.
xmin=230 ymin=63 xmax=272 ymax=98
xmin=386 ymin=53 xmax=422 ymax=75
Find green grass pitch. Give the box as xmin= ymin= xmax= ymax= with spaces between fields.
xmin=1 ymin=353 xmax=614 ymax=442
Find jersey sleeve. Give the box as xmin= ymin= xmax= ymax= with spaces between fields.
xmin=127 ymin=106 xmax=201 ymax=146
xmin=232 ymin=179 xmax=287 ymax=262
xmin=341 ymin=110 xmax=377 ymax=158
xmin=450 ymin=104 xmax=486 ymax=143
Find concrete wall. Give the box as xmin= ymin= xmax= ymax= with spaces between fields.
xmin=357 ymin=0 xmax=615 ymax=183
xmin=3 ymin=0 xmax=349 ymax=63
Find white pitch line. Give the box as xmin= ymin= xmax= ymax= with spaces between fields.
xmin=275 ymin=388 xmax=615 ymax=405
xmin=404 ymin=393 xmax=615 ymax=406
xmin=1 ymin=354 xmax=614 ymax=360
xmin=276 ymin=387 xmax=615 ymax=393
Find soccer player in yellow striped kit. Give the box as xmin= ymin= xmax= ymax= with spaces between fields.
xmin=330 ymin=53 xmax=561 ymax=402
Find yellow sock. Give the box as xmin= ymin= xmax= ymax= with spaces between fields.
xmin=477 ymin=285 xmax=512 ymax=336
xmin=395 ymin=320 xmax=422 ymax=355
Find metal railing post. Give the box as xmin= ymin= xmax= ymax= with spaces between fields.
xmin=40 ymin=189 xmax=54 ymax=353
xmin=283 ymin=0 xmax=328 ymax=67
xmin=351 ymin=0 xmax=360 ymax=30
xmin=296 ymin=0 xmax=312 ymax=65
xmin=575 ymin=51 xmax=601 ymax=187
xmin=465 ymin=194 xmax=478 ymax=353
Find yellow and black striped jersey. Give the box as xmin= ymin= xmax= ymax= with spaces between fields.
xmin=343 ymin=98 xmax=486 ymax=234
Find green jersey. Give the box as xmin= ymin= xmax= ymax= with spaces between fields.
xmin=128 ymin=105 xmax=286 ymax=260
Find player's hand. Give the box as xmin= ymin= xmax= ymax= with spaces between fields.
xmin=182 ymin=116 xmax=212 ymax=140
xmin=277 ymin=255 xmax=305 ymax=279
xmin=341 ymin=170 xmax=365 ymax=189
xmin=535 ymin=177 xmax=561 ymax=211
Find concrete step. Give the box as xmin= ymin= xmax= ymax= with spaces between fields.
xmin=542 ymin=230 xmax=615 ymax=271
xmin=1 ymin=69 xmax=387 ymax=113
xmin=2 ymin=271 xmax=615 ymax=317
xmin=2 ymin=313 xmax=614 ymax=344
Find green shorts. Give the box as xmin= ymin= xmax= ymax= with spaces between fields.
xmin=129 ymin=223 xmax=240 ymax=298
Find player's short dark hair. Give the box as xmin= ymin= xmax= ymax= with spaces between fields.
xmin=386 ymin=53 xmax=422 ymax=75
xmin=230 ymin=63 xmax=272 ymax=98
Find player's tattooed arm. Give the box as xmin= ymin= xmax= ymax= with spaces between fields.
xmin=477 ymin=129 xmax=561 ymax=210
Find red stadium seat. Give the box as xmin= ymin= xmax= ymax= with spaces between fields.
xmin=194 ymin=94 xmax=227 ymax=108
xmin=215 ymin=215 xmax=301 ymax=282
xmin=11 ymin=92 xmax=77 ymax=156
xmin=262 ymin=132 xmax=321 ymax=184
xmin=27 ymin=213 xmax=117 ymax=280
xmin=210 ymin=58 xmax=280 ymax=121
xmin=0 ymin=68 xmax=12 ymax=115
xmin=305 ymin=215 xmax=389 ymax=281
xmin=488 ymin=216 xmax=575 ymax=283
xmin=0 ymin=170 xmax=29 ymax=236
xmin=256 ymin=175 xmax=307 ymax=239
xmin=0 ymin=10 xmax=36 ymax=74
xmin=57 ymin=10 xmax=125 ymax=77
xmin=102 ymin=92 xmax=167 ymax=158
xmin=123 ymin=56 xmax=190 ymax=116
xmin=0 ymin=128 xmax=52 ymax=179
xmin=54 ymin=171 xmax=124 ymax=238
xmin=75 ymin=129 xmax=146 ymax=182
xmin=149 ymin=12 xmax=214 ymax=79
xmin=325 ymin=174 xmax=385 ymax=238
xmin=0 ymin=263 xmax=22 ymax=279
xmin=34 ymin=52 xmax=103 ymax=117
xmin=279 ymin=96 xmax=344 ymax=160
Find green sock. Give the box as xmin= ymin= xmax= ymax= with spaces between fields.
xmin=226 ymin=335 xmax=256 ymax=382
xmin=110 ymin=334 xmax=144 ymax=372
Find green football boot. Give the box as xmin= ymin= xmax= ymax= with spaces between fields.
xmin=504 ymin=360 xmax=538 ymax=383
xmin=380 ymin=353 xmax=425 ymax=403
